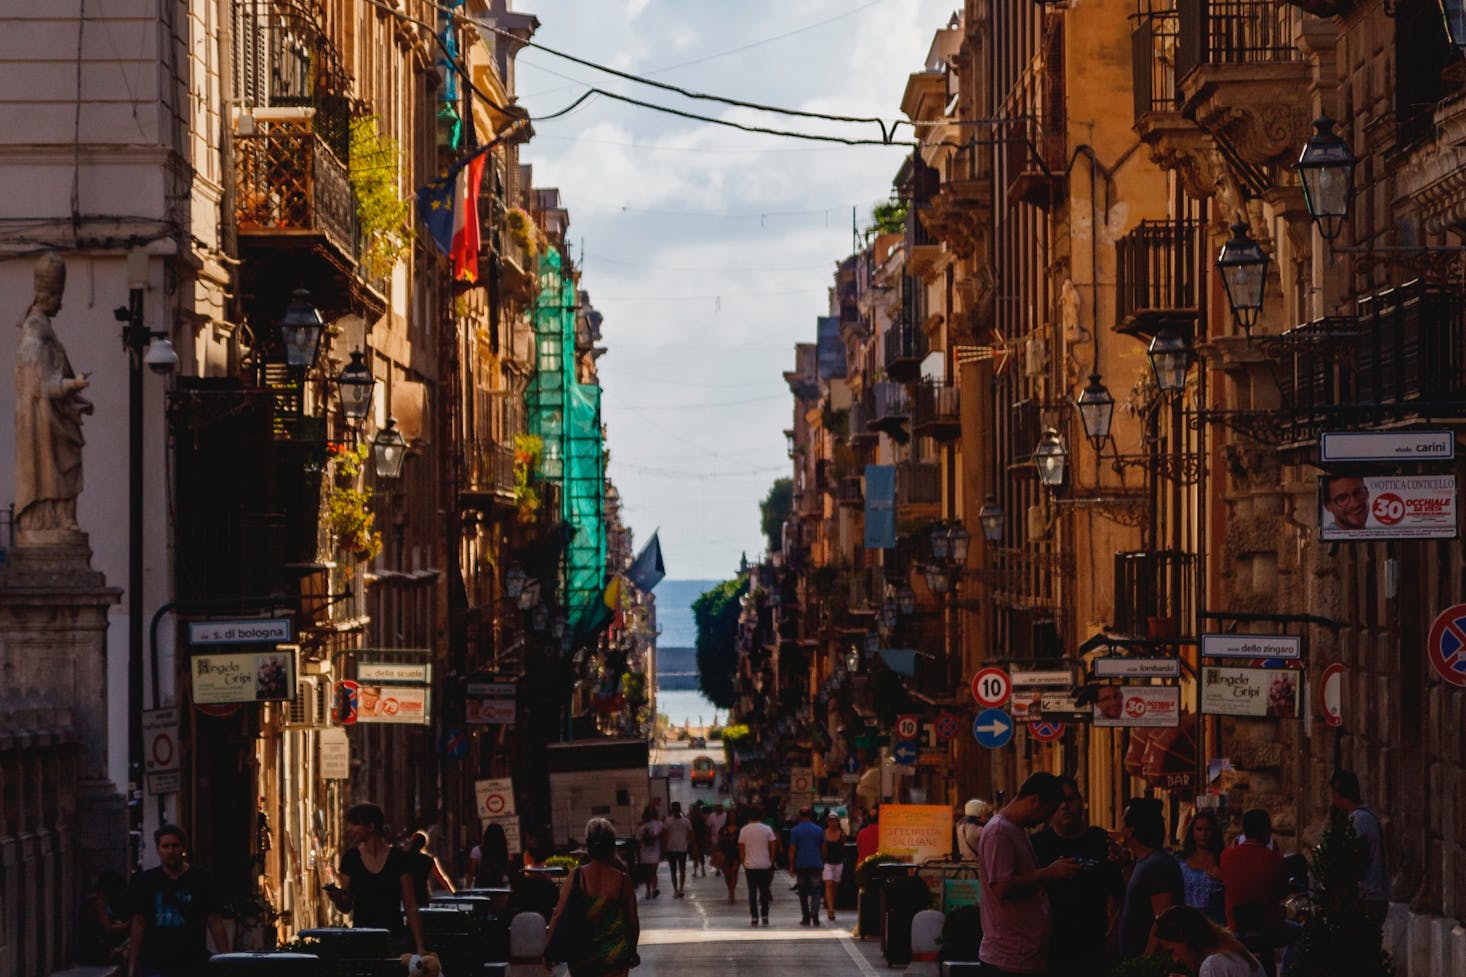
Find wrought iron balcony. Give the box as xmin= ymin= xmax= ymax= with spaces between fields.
xmin=849 ymin=393 xmax=879 ymax=446
xmin=461 ymin=441 xmax=517 ymax=508
xmin=1131 ymin=5 xmax=1181 ymax=121
xmin=1006 ymin=399 xmax=1044 ymax=470
xmin=884 ymin=322 xmax=930 ymax=382
xmin=838 ymin=475 xmax=864 ymax=509
xmin=1114 ymin=219 xmax=1205 ymax=337
xmin=912 ymin=380 xmax=960 ymax=441
xmin=1260 ymin=283 xmax=1466 ymax=445
xmin=235 ymin=116 xmax=355 ymax=259
xmin=1113 ymin=549 xmax=1197 ymax=639
xmin=1175 ymin=0 xmax=1298 ymax=81
xmin=897 ymin=462 xmax=941 ymax=508
xmin=871 ymin=381 xmax=912 ymax=428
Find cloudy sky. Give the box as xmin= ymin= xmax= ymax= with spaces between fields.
xmin=511 ymin=0 xmax=955 ymax=580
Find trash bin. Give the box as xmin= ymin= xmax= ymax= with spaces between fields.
xmin=418 ymin=906 xmax=478 ymax=977
xmin=836 ymin=841 xmax=859 ymax=910
xmin=209 ymin=952 xmax=321 ymax=977
xmin=296 ymin=928 xmax=392 ymax=977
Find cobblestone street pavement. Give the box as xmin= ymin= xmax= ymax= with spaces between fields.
xmin=631 ymin=866 xmax=886 ymax=977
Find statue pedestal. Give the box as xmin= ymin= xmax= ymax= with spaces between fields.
xmin=0 ymin=536 xmax=126 ymax=892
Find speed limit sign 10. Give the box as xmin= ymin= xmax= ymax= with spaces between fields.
xmin=972 ymin=667 xmax=1012 ymax=708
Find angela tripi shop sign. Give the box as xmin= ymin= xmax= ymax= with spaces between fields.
xmin=191 ymin=650 xmax=296 ymax=704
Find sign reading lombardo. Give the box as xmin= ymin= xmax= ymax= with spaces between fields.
xmin=191 ymin=649 xmax=296 ymax=704
xmin=1318 ymin=474 xmax=1458 ymax=541
xmin=1201 ymin=666 xmax=1301 ymax=719
xmin=355 ymin=684 xmax=430 ymax=724
xmin=1092 ymin=685 xmax=1180 ymax=727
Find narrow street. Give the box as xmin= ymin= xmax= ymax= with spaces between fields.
xmin=634 ymin=869 xmax=883 ymax=977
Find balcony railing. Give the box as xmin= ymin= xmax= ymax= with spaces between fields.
xmin=913 ymin=380 xmax=960 ymax=440
xmin=884 ymin=322 xmax=929 ymax=381
xmin=897 ymin=462 xmax=941 ymax=507
xmin=849 ymin=394 xmax=879 ymax=443
xmin=1007 ymin=399 xmax=1044 ymax=468
xmin=1113 ymin=549 xmax=1197 ymax=639
xmin=1114 ymin=219 xmax=1205 ymax=334
xmin=837 ymin=475 xmax=864 ymax=508
xmin=1131 ymin=7 xmax=1180 ymax=120
xmin=1175 ymin=0 xmax=1298 ymax=81
xmin=234 ymin=117 xmax=355 ymax=258
xmin=463 ymin=441 xmax=516 ymax=500
xmin=872 ymin=382 xmax=911 ymax=424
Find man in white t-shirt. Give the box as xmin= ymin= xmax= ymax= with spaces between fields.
xmin=636 ymin=811 xmax=664 ymax=899
xmin=738 ymin=817 xmax=778 ymax=925
xmin=661 ymin=802 xmax=693 ymax=897
xmin=706 ymin=804 xmax=728 ymax=875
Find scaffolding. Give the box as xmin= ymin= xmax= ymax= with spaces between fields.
xmin=527 ymin=247 xmax=607 ymax=644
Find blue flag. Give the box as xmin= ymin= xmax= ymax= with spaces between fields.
xmin=626 ymin=531 xmax=665 ymax=593
xmin=863 ymin=465 xmax=896 ymax=549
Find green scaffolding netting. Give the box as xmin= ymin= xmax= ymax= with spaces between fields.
xmin=527 ymin=248 xmax=607 ymax=644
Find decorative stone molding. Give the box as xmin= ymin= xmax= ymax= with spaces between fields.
xmin=1183 ymin=62 xmax=1315 ymax=169
xmin=1134 ymin=113 xmax=1249 ymax=222
xmin=1398 ymin=95 xmax=1466 ymax=236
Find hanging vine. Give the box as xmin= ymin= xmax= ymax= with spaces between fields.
xmin=322 ymin=443 xmax=383 ymax=562
xmin=349 ymin=116 xmax=412 ymax=280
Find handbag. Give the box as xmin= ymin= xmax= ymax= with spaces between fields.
xmin=544 ymin=868 xmax=587 ymax=965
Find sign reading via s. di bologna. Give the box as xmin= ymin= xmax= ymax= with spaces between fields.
xmin=1318 ymin=474 xmax=1457 ymax=541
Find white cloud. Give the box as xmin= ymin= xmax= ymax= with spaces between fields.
xmin=521 ymin=0 xmax=955 ymax=578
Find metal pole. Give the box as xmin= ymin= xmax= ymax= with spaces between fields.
xmin=126 ymin=284 xmax=145 ymax=870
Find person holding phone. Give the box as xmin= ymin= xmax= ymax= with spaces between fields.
xmin=326 ymin=803 xmax=427 ymax=956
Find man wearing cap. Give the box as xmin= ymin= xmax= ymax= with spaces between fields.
xmin=957 ymin=798 xmax=992 ymax=862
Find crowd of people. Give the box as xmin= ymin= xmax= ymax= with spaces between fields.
xmin=962 ymin=770 xmax=1387 ymax=977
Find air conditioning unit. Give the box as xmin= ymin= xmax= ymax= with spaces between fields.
xmin=1025 ymin=336 xmax=1048 ymax=377
xmin=284 ymin=676 xmax=326 ymax=729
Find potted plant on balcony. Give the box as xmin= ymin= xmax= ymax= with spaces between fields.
xmin=349 ymin=116 xmax=411 ymax=281
xmin=323 ymin=443 xmax=382 ymax=562
xmin=505 ymin=207 xmax=540 ymax=257
xmin=512 ymin=434 xmax=543 ymax=524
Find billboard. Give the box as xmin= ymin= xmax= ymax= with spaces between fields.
xmin=877 ymin=804 xmax=954 ymax=864
xmin=1201 ymin=666 xmax=1301 ymax=719
xmin=1318 ymin=474 xmax=1457 ymax=541
xmin=191 ymin=650 xmax=296 ymax=704
xmin=355 ymin=685 xmax=431 ymax=724
xmin=1092 ymin=685 xmax=1180 ymax=727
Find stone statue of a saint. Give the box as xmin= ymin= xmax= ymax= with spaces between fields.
xmin=14 ymin=253 xmax=92 ymax=543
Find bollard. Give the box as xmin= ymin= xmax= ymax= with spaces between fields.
xmin=507 ymin=911 xmax=547 ymax=977
xmin=910 ymin=909 xmax=945 ymax=963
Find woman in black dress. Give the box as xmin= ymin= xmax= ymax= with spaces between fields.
xmin=326 ymin=803 xmax=427 ymax=955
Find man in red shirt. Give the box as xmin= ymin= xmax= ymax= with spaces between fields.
xmin=856 ymin=808 xmax=880 ymax=864
xmin=1219 ymin=808 xmax=1288 ymax=932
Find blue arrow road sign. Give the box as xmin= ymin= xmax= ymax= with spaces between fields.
xmin=893 ymin=739 xmax=919 ymax=766
xmin=973 ymin=708 xmax=1014 ymax=749
xmin=845 ymin=754 xmax=860 ymax=775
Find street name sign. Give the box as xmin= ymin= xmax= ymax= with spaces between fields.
xmin=1009 ymin=669 xmax=1073 ymax=687
xmin=188 ymin=618 xmax=292 ymax=645
xmin=1320 ymin=430 xmax=1455 ymax=463
xmin=1092 ymin=657 xmax=1181 ymax=678
xmin=1201 ymin=633 xmax=1302 ymax=661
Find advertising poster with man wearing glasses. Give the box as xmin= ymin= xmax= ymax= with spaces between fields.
xmin=1318 ymin=474 xmax=1457 ymax=541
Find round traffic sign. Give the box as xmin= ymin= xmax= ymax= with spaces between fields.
xmin=895 ymin=714 xmax=920 ymax=739
xmin=972 ymin=708 xmax=1014 ymax=749
xmin=934 ymin=712 xmax=961 ymax=742
xmin=1427 ymin=603 xmax=1466 ymax=687
xmin=1319 ymin=663 xmax=1344 ymax=727
xmin=1028 ymin=721 xmax=1065 ymax=742
xmin=972 ymin=667 xmax=1012 ymax=708
xmin=893 ymin=739 xmax=919 ymax=766
xmin=149 ymin=733 xmax=175 ymax=768
xmin=483 ymin=791 xmax=508 ymax=816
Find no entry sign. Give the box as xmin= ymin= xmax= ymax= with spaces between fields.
xmin=1427 ymin=603 xmax=1466 ymax=687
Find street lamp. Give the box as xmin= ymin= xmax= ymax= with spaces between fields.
xmin=116 ymin=245 xmax=178 ymax=861
xmin=929 ymin=522 xmax=951 ymax=562
xmin=978 ymin=495 xmax=1004 ymax=543
xmin=923 ymin=564 xmax=952 ymax=597
xmin=334 ymin=350 xmax=376 ymax=423
xmin=1076 ymin=373 xmax=1115 ymax=451
xmin=1147 ymin=328 xmax=1195 ymax=394
xmin=1216 ymin=221 xmax=1269 ymax=334
xmin=278 ymin=288 xmax=325 ymax=368
xmin=505 ymin=564 xmax=527 ymax=598
xmin=947 ymin=523 xmax=970 ymax=565
xmin=1034 ymin=427 xmax=1067 ymax=487
xmin=1297 ymin=116 xmax=1355 ymax=242
xmin=896 ymin=584 xmax=916 ymax=617
xmin=371 ymin=417 xmax=408 ymax=479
